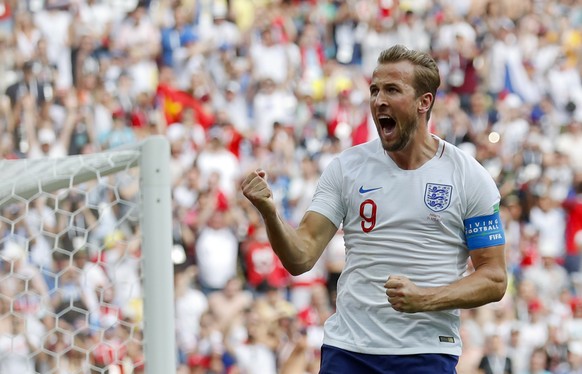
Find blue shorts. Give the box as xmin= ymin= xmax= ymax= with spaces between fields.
xmin=320 ymin=344 xmax=458 ymax=374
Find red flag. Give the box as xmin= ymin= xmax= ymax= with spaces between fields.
xmin=156 ymin=84 xmax=215 ymax=128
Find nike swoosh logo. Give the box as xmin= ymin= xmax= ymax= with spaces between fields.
xmin=359 ymin=186 xmax=382 ymax=194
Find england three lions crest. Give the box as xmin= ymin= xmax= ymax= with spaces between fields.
xmin=425 ymin=183 xmax=453 ymax=212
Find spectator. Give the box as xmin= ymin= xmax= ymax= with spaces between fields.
xmin=13 ymin=12 xmax=41 ymax=64
xmin=0 ymin=241 xmax=51 ymax=322
xmin=555 ymin=342 xmax=582 ymax=374
xmin=478 ymin=333 xmax=513 ymax=374
xmin=249 ymin=26 xmax=296 ymax=87
xmin=523 ymin=346 xmax=552 ymax=374
xmin=76 ymin=0 xmax=116 ymax=52
xmin=522 ymin=238 xmax=570 ymax=303
xmin=230 ymin=304 xmax=278 ymax=374
xmin=529 ymin=187 xmax=566 ymax=255
xmin=5 ymin=60 xmax=48 ymax=108
xmin=564 ymin=297 xmax=582 ymax=344
xmin=251 ymin=78 xmax=297 ymax=146
xmin=174 ymin=264 xmax=208 ymax=361
xmin=324 ymin=86 xmax=370 ymax=147
xmin=547 ymin=56 xmax=582 ymax=125
xmin=205 ymin=3 xmax=241 ymax=57
xmin=563 ymin=172 xmax=582 ymax=273
xmin=72 ymin=238 xmax=111 ymax=324
xmin=159 ymin=5 xmax=197 ymax=68
xmin=556 ymin=119 xmax=582 ymax=174
xmin=520 ymin=299 xmax=550 ymax=361
xmin=457 ymin=316 xmax=485 ymax=373
xmin=0 ymin=314 xmax=37 ymax=374
xmin=195 ymin=127 xmax=240 ymax=197
xmin=101 ymin=229 xmax=142 ymax=320
xmin=544 ymin=324 xmax=569 ymax=373
xmin=215 ymin=81 xmax=250 ymax=135
xmin=194 ymin=208 xmax=239 ymax=294
xmin=100 ymin=107 xmax=137 ymax=149
xmin=208 ymin=277 xmax=253 ymax=333
xmin=241 ymin=222 xmax=290 ymax=293
xmin=507 ymin=325 xmax=529 ymax=374
xmin=33 ymin=0 xmax=73 ymax=89
xmin=167 ymin=122 xmax=196 ymax=187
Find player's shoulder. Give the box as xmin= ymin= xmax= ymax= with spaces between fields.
xmin=319 ymin=140 xmax=380 ymax=176
xmin=440 ymin=138 xmax=482 ymax=167
xmin=338 ymin=138 xmax=380 ymax=161
xmin=439 ymin=138 xmax=495 ymax=183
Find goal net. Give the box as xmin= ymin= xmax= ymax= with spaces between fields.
xmin=0 ymin=136 xmax=175 ymax=374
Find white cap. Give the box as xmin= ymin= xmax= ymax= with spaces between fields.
xmin=538 ymin=239 xmax=560 ymax=258
xmin=518 ymin=164 xmax=542 ymax=184
xmin=166 ymin=123 xmax=186 ymax=143
xmin=458 ymin=142 xmax=476 ymax=158
xmin=38 ymin=128 xmax=56 ymax=145
xmin=72 ymin=236 xmax=86 ymax=251
xmin=504 ymin=93 xmax=522 ymax=109
xmin=171 ymin=244 xmax=186 ymax=265
xmin=225 ymin=81 xmax=240 ymax=93
xmin=570 ymin=341 xmax=582 ymax=356
xmin=213 ymin=2 xmax=228 ymax=18
xmin=1 ymin=241 xmax=25 ymax=261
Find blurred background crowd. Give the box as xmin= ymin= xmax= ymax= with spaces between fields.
xmin=0 ymin=0 xmax=582 ymax=373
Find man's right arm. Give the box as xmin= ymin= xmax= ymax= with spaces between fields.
xmin=263 ymin=209 xmax=338 ymax=275
xmin=241 ymin=169 xmax=337 ymax=275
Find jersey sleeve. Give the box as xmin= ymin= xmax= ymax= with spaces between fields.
xmin=463 ymin=161 xmax=505 ymax=250
xmin=307 ymin=157 xmax=345 ymax=228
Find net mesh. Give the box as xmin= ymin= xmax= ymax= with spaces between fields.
xmin=0 ymin=149 xmax=146 ymax=373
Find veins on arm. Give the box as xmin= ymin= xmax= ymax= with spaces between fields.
xmin=421 ymin=245 xmax=507 ymax=311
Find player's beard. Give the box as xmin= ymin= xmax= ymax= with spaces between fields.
xmin=380 ymin=116 xmax=419 ymax=153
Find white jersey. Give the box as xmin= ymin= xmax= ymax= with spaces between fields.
xmin=308 ymin=136 xmax=502 ymax=356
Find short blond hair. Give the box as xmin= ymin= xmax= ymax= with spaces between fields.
xmin=377 ymin=45 xmax=440 ymax=117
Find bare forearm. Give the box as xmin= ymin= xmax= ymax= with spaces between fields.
xmin=421 ymin=267 xmax=507 ymax=311
xmin=280 ymin=341 xmax=308 ymax=374
xmin=261 ymin=210 xmax=314 ymax=276
xmin=241 ymin=170 xmax=334 ymax=276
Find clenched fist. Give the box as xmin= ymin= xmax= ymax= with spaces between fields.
xmin=384 ymin=275 xmax=426 ymax=313
xmin=241 ymin=169 xmax=276 ymax=216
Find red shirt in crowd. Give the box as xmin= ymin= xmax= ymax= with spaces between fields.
xmin=243 ymin=240 xmax=289 ymax=289
xmin=563 ymin=194 xmax=582 ymax=256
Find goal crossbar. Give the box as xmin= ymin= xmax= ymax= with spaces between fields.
xmin=0 ymin=150 xmax=140 ymax=207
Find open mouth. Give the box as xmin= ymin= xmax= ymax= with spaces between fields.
xmin=378 ymin=116 xmax=396 ymax=136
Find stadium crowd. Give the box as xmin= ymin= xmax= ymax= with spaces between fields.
xmin=0 ymin=0 xmax=582 ymax=373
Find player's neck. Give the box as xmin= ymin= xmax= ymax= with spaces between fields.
xmin=386 ymin=132 xmax=439 ymax=170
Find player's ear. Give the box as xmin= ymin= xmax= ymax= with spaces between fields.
xmin=418 ymin=93 xmax=433 ymax=114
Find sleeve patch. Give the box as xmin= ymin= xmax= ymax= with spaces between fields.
xmin=464 ymin=211 xmax=505 ymax=250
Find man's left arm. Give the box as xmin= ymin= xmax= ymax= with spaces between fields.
xmin=385 ymin=244 xmax=507 ymax=313
xmin=386 ymin=157 xmax=508 ymax=312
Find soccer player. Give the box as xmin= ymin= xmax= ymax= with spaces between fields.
xmin=241 ymin=45 xmax=507 ymax=374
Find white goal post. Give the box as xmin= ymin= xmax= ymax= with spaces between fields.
xmin=0 ymin=135 xmax=175 ymax=374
